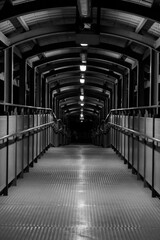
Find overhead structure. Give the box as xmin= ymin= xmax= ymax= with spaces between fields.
xmin=0 ymin=0 xmax=159 ymax=126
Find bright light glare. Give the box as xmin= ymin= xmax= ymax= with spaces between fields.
xmin=80 ymin=43 xmax=88 ymax=47
xmin=80 ymin=65 xmax=86 ymax=71
xmin=80 ymin=103 xmax=84 ymax=106
xmin=80 ymin=95 xmax=84 ymax=101
xmin=80 ymin=113 xmax=84 ymax=118
xmin=80 ymin=78 xmax=85 ymax=84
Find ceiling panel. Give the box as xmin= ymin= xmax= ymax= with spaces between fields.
xmin=0 ymin=20 xmax=16 ymax=35
xmin=148 ymin=22 xmax=160 ymax=37
xmin=121 ymin=0 xmax=153 ymax=7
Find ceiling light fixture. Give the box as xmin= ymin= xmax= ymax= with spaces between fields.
xmin=80 ymin=65 xmax=86 ymax=71
xmin=77 ymin=0 xmax=91 ymax=18
xmin=80 ymin=95 xmax=84 ymax=101
xmin=80 ymin=43 xmax=88 ymax=47
xmin=80 ymin=78 xmax=85 ymax=84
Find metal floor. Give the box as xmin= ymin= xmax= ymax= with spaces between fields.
xmin=1 ymin=146 xmax=160 ymax=240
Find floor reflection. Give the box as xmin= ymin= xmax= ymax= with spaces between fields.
xmin=73 ymin=149 xmax=91 ymax=240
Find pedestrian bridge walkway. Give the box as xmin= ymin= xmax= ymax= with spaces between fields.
xmin=0 ymin=145 xmax=160 ymax=240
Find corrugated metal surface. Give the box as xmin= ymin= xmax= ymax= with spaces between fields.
xmin=18 ymin=41 xmax=35 ymax=53
xmin=125 ymin=57 xmax=136 ymax=66
xmin=28 ymin=56 xmax=40 ymax=64
xmin=101 ymin=9 xmax=144 ymax=28
xmin=148 ymin=22 xmax=160 ymax=37
xmin=22 ymin=8 xmax=75 ymax=27
xmin=89 ymin=48 xmax=121 ymax=59
xmin=0 ymin=20 xmax=16 ymax=35
xmin=13 ymin=0 xmax=35 ymax=5
xmin=1 ymin=146 xmax=160 ymax=240
xmin=38 ymin=34 xmax=75 ymax=47
xmin=122 ymin=0 xmax=153 ymax=7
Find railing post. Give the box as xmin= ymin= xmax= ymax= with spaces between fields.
xmin=137 ymin=110 xmax=141 ymax=180
xmin=13 ymin=107 xmax=18 ymax=186
xmin=124 ymin=111 xmax=127 ymax=164
xmin=114 ymin=113 xmax=116 ymax=149
xmin=26 ymin=108 xmax=30 ymax=173
xmin=144 ymin=110 xmax=147 ymax=188
xmin=20 ymin=107 xmax=24 ymax=178
xmin=152 ymin=111 xmax=156 ymax=197
xmin=35 ymin=110 xmax=38 ymax=162
xmin=131 ymin=110 xmax=135 ymax=174
xmin=121 ymin=111 xmax=123 ymax=158
xmin=30 ymin=109 xmax=34 ymax=168
xmin=128 ymin=111 xmax=131 ymax=169
xmin=45 ymin=110 xmax=47 ymax=150
xmin=116 ymin=111 xmax=118 ymax=151
xmin=4 ymin=106 xmax=9 ymax=196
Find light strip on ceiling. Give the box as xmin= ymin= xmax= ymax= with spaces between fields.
xmin=77 ymin=0 xmax=91 ymax=18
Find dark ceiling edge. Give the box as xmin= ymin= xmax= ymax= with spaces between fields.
xmin=0 ymin=0 xmax=160 ymax=23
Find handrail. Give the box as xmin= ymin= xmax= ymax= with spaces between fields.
xmin=0 ymin=102 xmax=58 ymax=122
xmin=104 ymin=111 xmax=112 ymax=123
xmin=0 ymin=121 xmax=58 ymax=142
xmin=0 ymin=102 xmax=52 ymax=111
xmin=99 ymin=104 xmax=160 ymax=136
xmin=108 ymin=122 xmax=160 ymax=144
xmin=110 ymin=104 xmax=160 ymax=112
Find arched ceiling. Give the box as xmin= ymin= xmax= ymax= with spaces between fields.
xmin=0 ymin=0 xmax=160 ymax=123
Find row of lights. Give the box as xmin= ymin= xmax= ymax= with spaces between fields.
xmin=79 ymin=43 xmax=88 ymax=122
xmin=80 ymin=86 xmax=84 ymax=121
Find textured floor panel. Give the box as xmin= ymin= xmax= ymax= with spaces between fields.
xmin=0 ymin=145 xmax=160 ymax=239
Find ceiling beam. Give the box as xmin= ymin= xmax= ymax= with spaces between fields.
xmin=1 ymin=0 xmax=160 ymax=23
xmin=44 ymin=66 xmax=119 ymax=82
xmin=53 ymin=89 xmax=107 ymax=100
xmin=23 ymin=42 xmax=141 ymax=61
xmin=17 ymin=16 xmax=30 ymax=31
xmin=8 ymin=24 xmax=155 ymax=48
xmin=0 ymin=30 xmax=10 ymax=46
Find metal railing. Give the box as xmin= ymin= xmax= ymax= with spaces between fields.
xmin=96 ymin=105 xmax=160 ymax=198
xmin=0 ymin=102 xmax=63 ymax=196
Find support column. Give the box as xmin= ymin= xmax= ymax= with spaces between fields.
xmin=137 ymin=61 xmax=145 ymax=106
xmin=117 ymin=78 xmax=121 ymax=108
xmin=45 ymin=80 xmax=49 ymax=108
xmin=114 ymin=81 xmax=118 ymax=109
xmin=4 ymin=47 xmax=13 ymax=103
xmin=35 ymin=72 xmax=42 ymax=107
xmin=29 ymin=67 xmax=35 ymax=106
xmin=127 ymin=70 xmax=130 ymax=108
xmin=42 ymin=76 xmax=45 ymax=108
xmin=129 ymin=67 xmax=136 ymax=107
xmin=104 ymin=97 xmax=108 ymax=117
xmin=56 ymin=98 xmax=59 ymax=118
xmin=50 ymin=91 xmax=53 ymax=110
xmin=19 ymin=59 xmax=27 ymax=105
xmin=122 ymin=73 xmax=128 ymax=108
xmin=150 ymin=49 xmax=159 ymax=106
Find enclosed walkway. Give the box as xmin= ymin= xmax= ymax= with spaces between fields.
xmin=1 ymin=145 xmax=160 ymax=240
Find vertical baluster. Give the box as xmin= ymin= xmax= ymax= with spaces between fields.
xmin=132 ymin=110 xmax=135 ymax=174
xmin=152 ymin=110 xmax=156 ymax=197
xmin=144 ymin=109 xmax=147 ymax=187
xmin=137 ymin=110 xmax=141 ymax=180
xmin=124 ymin=111 xmax=127 ymax=164
xmin=128 ymin=111 xmax=131 ymax=169
xmin=26 ymin=108 xmax=30 ymax=172
xmin=20 ymin=107 xmax=24 ymax=178
xmin=31 ymin=109 xmax=34 ymax=168
xmin=14 ymin=107 xmax=18 ymax=186
xmin=4 ymin=106 xmax=9 ymax=196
